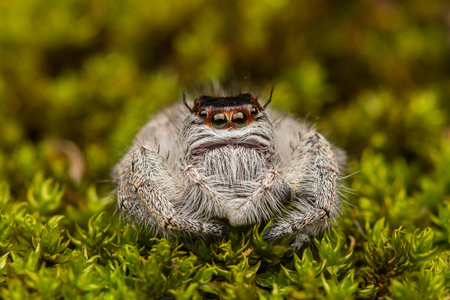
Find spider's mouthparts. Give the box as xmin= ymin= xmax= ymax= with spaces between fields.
xmin=189 ymin=135 xmax=270 ymax=155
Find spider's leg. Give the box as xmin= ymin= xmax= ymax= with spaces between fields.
xmin=183 ymin=164 xmax=229 ymax=217
xmin=116 ymin=146 xmax=229 ymax=237
xmin=262 ymin=132 xmax=342 ymax=250
xmin=226 ymin=169 xmax=291 ymax=226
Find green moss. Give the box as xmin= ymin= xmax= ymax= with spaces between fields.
xmin=1 ymin=0 xmax=449 ymax=298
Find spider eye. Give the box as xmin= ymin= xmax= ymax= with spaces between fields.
xmin=211 ymin=113 xmax=227 ymax=129
xmin=199 ymin=109 xmax=207 ymax=118
xmin=250 ymin=107 xmax=258 ymax=116
xmin=232 ymin=112 xmax=247 ymax=128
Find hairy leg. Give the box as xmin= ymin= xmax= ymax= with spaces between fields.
xmin=262 ymin=132 xmax=341 ymax=250
xmin=116 ymin=146 xmax=229 ymax=237
xmin=227 ymin=169 xmax=291 ymax=226
xmin=184 ymin=164 xmax=291 ymax=226
xmin=183 ymin=164 xmax=229 ymax=217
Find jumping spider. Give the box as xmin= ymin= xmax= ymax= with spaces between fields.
xmin=113 ymin=88 xmax=347 ymax=250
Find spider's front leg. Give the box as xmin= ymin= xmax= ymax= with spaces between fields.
xmin=262 ymin=132 xmax=342 ymax=250
xmin=116 ymin=146 xmax=230 ymax=237
xmin=183 ymin=162 xmax=291 ymax=226
xmin=227 ymin=169 xmax=291 ymax=226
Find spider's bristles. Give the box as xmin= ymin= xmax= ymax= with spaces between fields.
xmin=182 ymin=113 xmax=275 ymax=158
xmin=262 ymin=85 xmax=275 ymax=110
xmin=113 ymin=87 xmax=348 ymax=250
xmin=182 ymin=92 xmax=193 ymax=113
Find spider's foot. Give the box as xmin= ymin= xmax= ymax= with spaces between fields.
xmin=283 ymin=234 xmax=312 ymax=257
xmin=292 ymin=233 xmax=312 ymax=251
xmin=207 ymin=220 xmax=230 ymax=237
xmin=262 ymin=224 xmax=290 ymax=242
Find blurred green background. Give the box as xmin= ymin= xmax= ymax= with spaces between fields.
xmin=0 ymin=0 xmax=450 ymax=298
xmin=1 ymin=0 xmax=449 ymax=190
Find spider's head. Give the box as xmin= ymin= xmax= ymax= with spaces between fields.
xmin=183 ymin=92 xmax=272 ymax=130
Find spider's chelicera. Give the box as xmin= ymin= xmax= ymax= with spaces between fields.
xmin=113 ymin=88 xmax=347 ymax=251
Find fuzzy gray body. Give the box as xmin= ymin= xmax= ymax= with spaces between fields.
xmin=113 ymin=97 xmax=346 ymax=250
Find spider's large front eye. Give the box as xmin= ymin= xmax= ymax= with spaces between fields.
xmin=232 ymin=112 xmax=247 ymax=128
xmin=212 ymin=113 xmax=227 ymax=129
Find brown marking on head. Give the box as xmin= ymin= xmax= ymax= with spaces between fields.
xmin=191 ymin=93 xmax=264 ymax=129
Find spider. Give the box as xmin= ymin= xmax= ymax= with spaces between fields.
xmin=112 ymin=88 xmax=347 ymax=250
